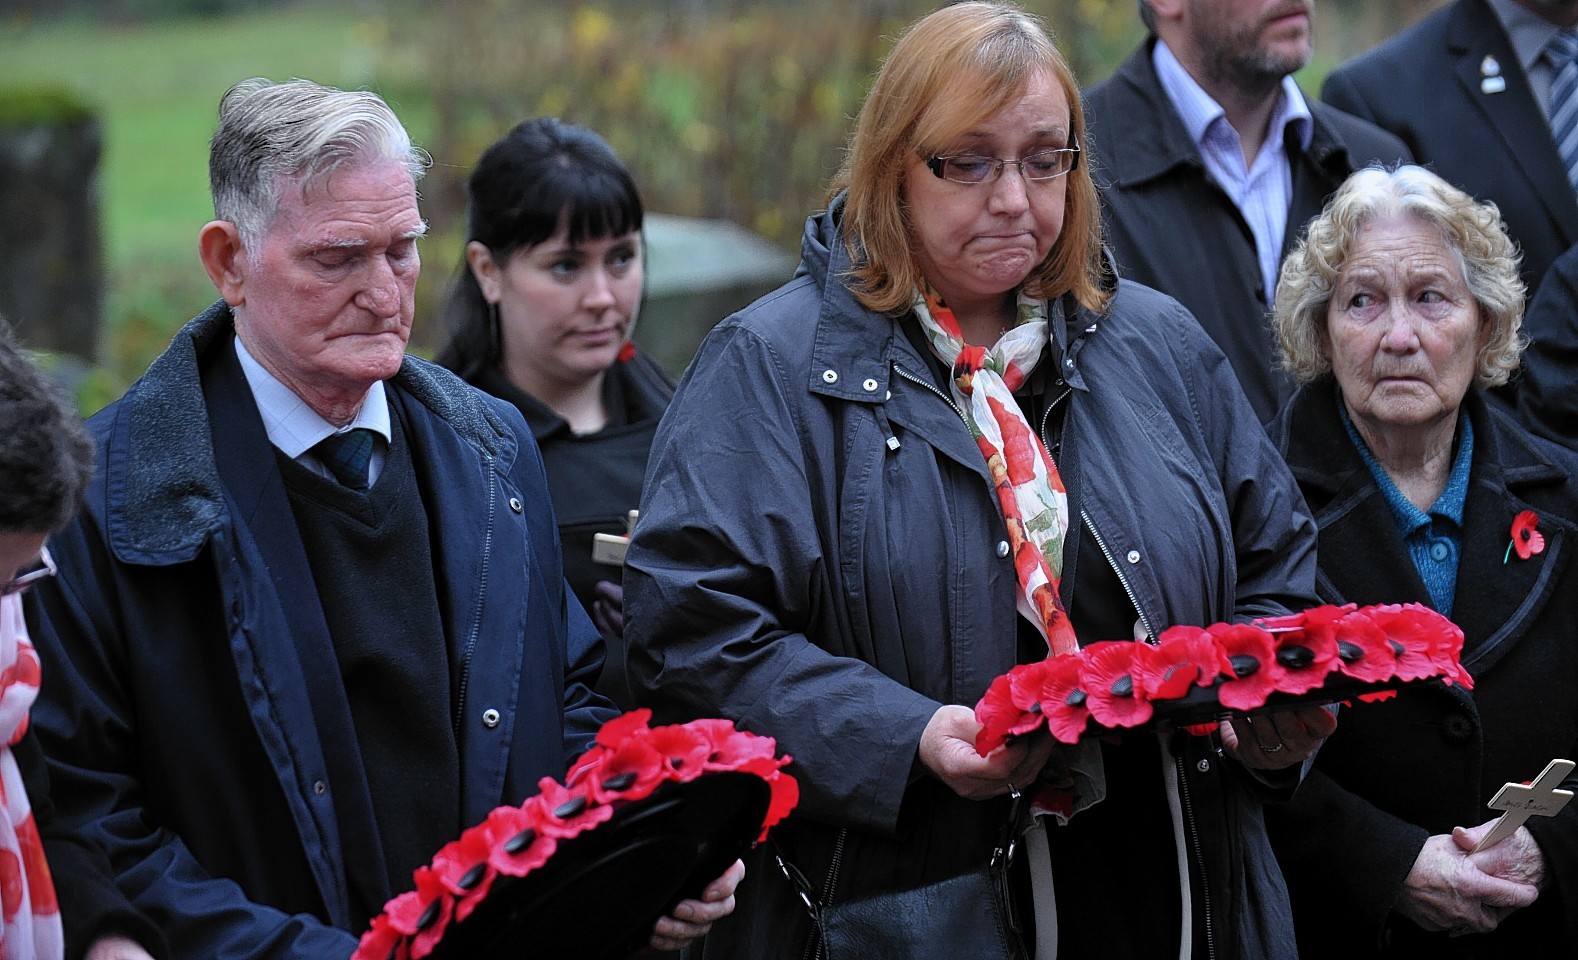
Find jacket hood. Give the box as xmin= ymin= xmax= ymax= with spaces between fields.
xmin=99 ymin=301 xmax=519 ymax=564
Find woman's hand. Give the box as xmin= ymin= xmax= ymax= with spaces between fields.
xmin=1460 ymin=819 xmax=1548 ymax=890
xmin=84 ymin=936 xmax=156 ymax=960
xmin=1221 ymin=703 xmax=1337 ymax=770
xmin=1395 ymin=828 xmax=1540 ymax=935
xmin=919 ymin=704 xmax=1055 ymax=800
xmin=647 ymin=858 xmax=745 ymax=951
xmin=591 ymin=580 xmax=624 ymax=638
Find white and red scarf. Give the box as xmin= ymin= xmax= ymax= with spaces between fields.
xmin=913 ymin=285 xmax=1078 ymax=656
xmin=0 ymin=593 xmax=63 ymax=960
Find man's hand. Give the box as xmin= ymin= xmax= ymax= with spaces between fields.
xmin=919 ymin=704 xmax=1055 ymax=800
xmin=1221 ymin=703 xmax=1337 ymax=771
xmin=84 ymin=936 xmax=156 ymax=960
xmin=1395 ymin=830 xmax=1540 ymax=935
xmin=647 ymin=858 xmax=745 ymax=952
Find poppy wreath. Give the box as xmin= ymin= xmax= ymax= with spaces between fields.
xmin=974 ymin=602 xmax=1474 ymax=755
xmin=353 ymin=709 xmax=799 ymax=960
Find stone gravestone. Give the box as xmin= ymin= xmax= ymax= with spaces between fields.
xmin=0 ymin=89 xmax=104 ymax=365
xmin=639 ymin=213 xmax=795 ymax=378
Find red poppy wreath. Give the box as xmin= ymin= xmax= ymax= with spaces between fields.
xmin=974 ymin=602 xmax=1473 ymax=754
xmin=353 ymin=710 xmax=798 ymax=960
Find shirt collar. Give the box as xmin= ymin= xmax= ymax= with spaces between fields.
xmin=1489 ymin=0 xmax=1564 ymax=75
xmin=234 ymin=335 xmax=392 ymax=459
xmin=1339 ymin=397 xmax=1475 ymax=535
xmin=1151 ymin=38 xmax=1313 ymax=156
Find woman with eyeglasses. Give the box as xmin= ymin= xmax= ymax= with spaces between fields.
xmin=623 ymin=3 xmax=1327 ymax=958
xmin=436 ymin=117 xmax=674 ymax=706
xmin=1 ymin=327 xmax=165 ymax=960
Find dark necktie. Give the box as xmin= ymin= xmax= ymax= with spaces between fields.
xmin=1548 ymin=29 xmax=1578 ymax=192
xmin=312 ymin=428 xmax=378 ymax=490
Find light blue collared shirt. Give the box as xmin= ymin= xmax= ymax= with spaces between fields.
xmin=234 ymin=335 xmax=392 ymax=486
xmin=1339 ymin=399 xmax=1474 ymax=618
xmin=1153 ymin=39 xmax=1314 ymax=302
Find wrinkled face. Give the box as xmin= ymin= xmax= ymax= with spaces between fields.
xmin=1186 ymin=0 xmax=1313 ymax=86
xmin=1326 ymin=214 xmax=1489 ymax=436
xmin=491 ymin=224 xmax=643 ymax=391
xmin=903 ymin=68 xmax=1070 ymax=312
xmin=233 ymin=160 xmax=424 ymax=410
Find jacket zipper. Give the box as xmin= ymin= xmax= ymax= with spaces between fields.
xmin=803 ymin=828 xmax=849 ymax=960
xmin=1079 ymin=509 xmax=1158 ymax=643
xmin=1086 ymin=509 xmax=1213 ymax=956
xmin=892 ymin=363 xmax=969 ymax=426
xmin=1176 ymin=751 xmax=1217 ymax=960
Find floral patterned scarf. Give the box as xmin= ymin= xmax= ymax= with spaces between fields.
xmin=913 ymin=285 xmax=1077 ymax=656
xmin=0 ymin=594 xmax=63 ymax=960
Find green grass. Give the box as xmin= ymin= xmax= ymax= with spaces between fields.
xmin=0 ymin=3 xmax=427 ymax=406
xmin=1 ymin=6 xmax=409 ymax=271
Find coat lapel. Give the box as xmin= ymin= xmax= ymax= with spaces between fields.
xmin=1448 ymin=1 xmax=1578 ymax=249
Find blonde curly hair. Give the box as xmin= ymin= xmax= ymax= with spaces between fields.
xmin=1274 ymin=164 xmax=1526 ymax=388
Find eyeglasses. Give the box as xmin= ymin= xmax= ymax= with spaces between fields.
xmin=1 ymin=546 xmax=56 ymax=599
xmin=926 ymin=146 xmax=1081 ymax=185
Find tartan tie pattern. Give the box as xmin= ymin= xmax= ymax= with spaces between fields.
xmin=312 ymin=428 xmax=377 ymax=490
xmin=1549 ymin=29 xmax=1578 ymax=193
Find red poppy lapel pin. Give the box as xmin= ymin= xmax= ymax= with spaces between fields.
xmin=1505 ymin=510 xmax=1546 ymax=564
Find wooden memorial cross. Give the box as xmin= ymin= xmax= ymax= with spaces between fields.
xmin=1472 ymin=758 xmax=1576 ymax=853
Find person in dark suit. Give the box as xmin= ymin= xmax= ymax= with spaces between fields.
xmin=1516 ymin=240 xmax=1578 ymax=446
xmin=1322 ymin=0 xmax=1578 ymax=300
xmin=24 ymin=78 xmax=740 ymax=959
xmin=1083 ymin=0 xmax=1410 ymax=423
xmin=1266 ymin=164 xmax=1578 ymax=958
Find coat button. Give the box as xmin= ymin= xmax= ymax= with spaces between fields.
xmin=482 ymin=708 xmax=501 ymax=729
xmin=822 ymin=369 xmax=839 ymax=384
xmin=508 ymin=497 xmax=523 ymax=513
xmin=1196 ymin=758 xmax=1210 ymax=773
xmin=1430 ymin=541 xmax=1450 ymax=562
xmin=996 ymin=540 xmax=1011 ymax=558
xmin=1441 ymin=711 xmax=1474 ymax=744
xmin=313 ymin=780 xmax=327 ymax=796
xmin=1126 ymin=550 xmax=1141 ymax=564
xmin=863 ymin=378 xmax=879 ymax=392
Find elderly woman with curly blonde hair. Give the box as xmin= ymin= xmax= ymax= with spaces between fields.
xmin=1265 ymin=164 xmax=1578 ymax=959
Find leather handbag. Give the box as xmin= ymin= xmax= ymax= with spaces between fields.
xmin=776 ymin=792 xmax=1029 ymax=960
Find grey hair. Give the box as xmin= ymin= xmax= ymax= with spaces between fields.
xmin=209 ymin=77 xmax=430 ymax=250
xmin=1274 ymin=164 xmax=1526 ymax=389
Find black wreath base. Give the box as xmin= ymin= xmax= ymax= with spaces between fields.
xmin=428 ymin=772 xmax=770 ymax=960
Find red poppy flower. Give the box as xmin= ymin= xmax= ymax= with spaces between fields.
xmin=1209 ymin=623 xmax=1283 ymax=711
xmin=354 ymin=911 xmax=411 ymax=960
xmin=703 ymin=726 xmax=782 ymax=772
xmin=1264 ymin=611 xmax=1340 ymax=695
xmin=1511 ymin=510 xmax=1545 ymax=560
xmin=1139 ymin=627 xmax=1233 ymax=698
xmin=529 ymin=778 xmax=614 ymax=840
xmin=1365 ymin=603 xmax=1458 ymax=682
xmin=407 ymin=867 xmax=455 ymax=960
xmin=1357 ymin=689 xmax=1398 ymax=703
xmin=616 ymin=341 xmax=637 ymax=364
xmin=646 ymin=723 xmax=713 ymax=782
xmin=481 ymin=804 xmax=558 ymax=878
xmin=1081 ymin=641 xmax=1154 ymax=729
xmin=1037 ymin=653 xmax=1093 ymax=744
xmin=587 ymin=734 xmax=667 ymax=805
xmin=1329 ymin=608 xmax=1398 ymax=683
xmin=974 ymin=667 xmax=1045 ymax=756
